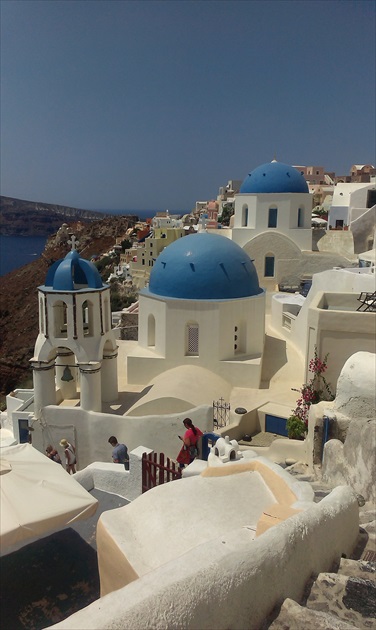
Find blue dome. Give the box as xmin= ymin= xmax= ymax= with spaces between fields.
xmin=147 ymin=233 xmax=261 ymax=300
xmin=240 ymin=161 xmax=309 ymax=194
xmin=43 ymin=250 xmax=104 ymax=291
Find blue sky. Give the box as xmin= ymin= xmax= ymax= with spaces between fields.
xmin=1 ymin=0 xmax=375 ymax=212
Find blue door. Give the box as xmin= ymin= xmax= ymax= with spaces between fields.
xmin=265 ymin=414 xmax=288 ymax=437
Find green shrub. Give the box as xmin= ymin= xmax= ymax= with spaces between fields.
xmin=286 ymin=415 xmax=306 ymax=440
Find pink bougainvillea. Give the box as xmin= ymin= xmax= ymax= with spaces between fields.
xmin=287 ymin=348 xmax=334 ymax=438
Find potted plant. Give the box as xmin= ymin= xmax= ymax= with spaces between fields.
xmin=286 ymin=415 xmax=306 ymax=440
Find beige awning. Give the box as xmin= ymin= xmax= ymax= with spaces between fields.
xmin=0 ymin=443 xmax=98 ymax=556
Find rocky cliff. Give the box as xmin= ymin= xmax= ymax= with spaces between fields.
xmin=0 ymin=196 xmax=108 ymax=236
xmin=0 ymin=214 xmax=138 ymax=401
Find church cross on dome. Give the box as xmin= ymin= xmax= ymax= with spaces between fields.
xmin=68 ymin=235 xmax=79 ymax=251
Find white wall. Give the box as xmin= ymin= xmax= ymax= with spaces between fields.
xmin=31 ymin=404 xmax=213 ymax=469
xmin=74 ymin=446 xmax=153 ymax=501
xmin=49 ymin=486 xmax=358 ymax=630
xmin=270 ymin=267 xmax=376 ymax=362
xmin=128 ymin=292 xmax=266 ymax=387
xmin=233 ymin=192 xmax=312 ymax=251
xmin=306 ymin=291 xmax=376 ymax=387
xmin=306 ymin=352 xmax=376 ymax=501
xmin=329 ymin=182 xmax=374 ymax=228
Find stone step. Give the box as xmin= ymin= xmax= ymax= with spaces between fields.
xmin=338 ymin=558 xmax=376 ymax=580
xmin=268 ymin=597 xmax=355 ymax=629
xmin=360 ymin=519 xmax=376 ymax=539
xmin=310 ymin=484 xmax=334 ymax=504
xmin=359 ymin=506 xmax=376 ymax=527
xmin=306 ymin=571 xmax=376 ymax=627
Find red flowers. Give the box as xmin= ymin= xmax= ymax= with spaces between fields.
xmin=289 ymin=348 xmax=334 ymax=426
xmin=309 ymin=356 xmax=327 ymax=375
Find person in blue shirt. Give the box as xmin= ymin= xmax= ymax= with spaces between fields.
xmin=108 ymin=436 xmax=129 ymax=470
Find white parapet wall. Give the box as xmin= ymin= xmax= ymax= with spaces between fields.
xmin=74 ymin=446 xmax=153 ymax=501
xmin=31 ymin=404 xmax=213 ymax=469
xmin=49 ymin=485 xmax=359 ymax=630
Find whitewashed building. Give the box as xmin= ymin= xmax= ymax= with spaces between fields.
xmin=127 ymin=232 xmax=266 ymax=388
xmin=328 ymin=181 xmax=376 ymax=254
xmin=231 ymin=160 xmax=353 ymax=289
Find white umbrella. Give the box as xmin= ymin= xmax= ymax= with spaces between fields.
xmin=0 ymin=443 xmax=98 ymax=556
xmin=312 ymin=217 xmax=327 ymax=226
xmin=0 ymin=428 xmax=17 ymax=448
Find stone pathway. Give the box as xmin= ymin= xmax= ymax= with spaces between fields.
xmin=239 ymin=431 xmax=288 ymax=448
xmin=268 ymin=557 xmax=376 ymax=629
xmin=264 ymin=466 xmax=376 ymax=629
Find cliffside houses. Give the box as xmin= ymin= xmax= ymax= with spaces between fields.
xmin=1 ymin=159 xmax=375 ymax=629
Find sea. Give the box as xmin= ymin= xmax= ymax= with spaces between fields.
xmin=0 ymin=209 xmax=159 ymax=277
xmin=0 ymin=235 xmax=48 ymax=276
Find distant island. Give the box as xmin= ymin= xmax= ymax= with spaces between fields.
xmin=0 ymin=196 xmax=108 ymax=236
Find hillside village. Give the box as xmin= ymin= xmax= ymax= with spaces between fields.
xmin=0 ymin=160 xmax=375 ymax=629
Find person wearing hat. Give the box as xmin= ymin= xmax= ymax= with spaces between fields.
xmin=60 ymin=438 xmax=76 ymax=474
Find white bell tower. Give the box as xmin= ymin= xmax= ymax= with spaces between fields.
xmin=31 ymin=237 xmax=118 ymax=418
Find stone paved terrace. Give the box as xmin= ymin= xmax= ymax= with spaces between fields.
xmin=239 ymin=431 xmax=288 ymax=448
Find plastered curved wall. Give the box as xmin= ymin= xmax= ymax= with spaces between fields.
xmin=31 ymin=404 xmax=213 ymax=468
xmin=49 ymin=486 xmax=358 ymax=630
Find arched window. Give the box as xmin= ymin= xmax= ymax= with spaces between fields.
xmin=268 ymin=207 xmax=278 ymax=228
xmin=147 ymin=314 xmax=156 ymax=346
xmin=264 ymin=254 xmax=275 ymax=277
xmin=82 ymin=300 xmax=94 ymax=337
xmin=103 ymin=297 xmax=110 ymax=333
xmin=39 ymin=297 xmax=45 ymax=334
xmin=186 ymin=322 xmax=199 ymax=356
xmin=53 ymin=300 xmax=68 ymax=338
xmin=298 ymin=207 xmax=304 ymax=227
xmin=241 ymin=204 xmax=248 ymax=227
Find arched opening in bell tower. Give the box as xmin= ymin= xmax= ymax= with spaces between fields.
xmin=82 ymin=300 xmax=94 ymax=337
xmin=53 ymin=300 xmax=68 ymax=338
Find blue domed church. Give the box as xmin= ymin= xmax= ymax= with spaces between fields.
xmin=232 ymin=160 xmax=313 ymax=288
xmin=31 ymin=238 xmax=118 ymax=419
xmin=127 ymin=233 xmax=266 ymax=388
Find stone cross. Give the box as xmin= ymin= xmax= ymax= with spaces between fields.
xmin=68 ymin=235 xmax=79 ymax=251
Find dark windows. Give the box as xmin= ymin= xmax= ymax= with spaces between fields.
xmin=147 ymin=314 xmax=156 ymax=346
xmin=242 ymin=204 xmax=248 ymax=227
xmin=186 ymin=323 xmax=199 ymax=355
xmin=264 ymin=255 xmax=275 ymax=277
xmin=268 ymin=207 xmax=277 ymax=228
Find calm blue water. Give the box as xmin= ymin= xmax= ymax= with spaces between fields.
xmin=0 ymin=235 xmax=47 ymax=276
xmin=0 ymin=209 xmax=166 ymax=276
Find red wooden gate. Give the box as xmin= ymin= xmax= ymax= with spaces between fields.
xmin=142 ymin=452 xmax=182 ymax=493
